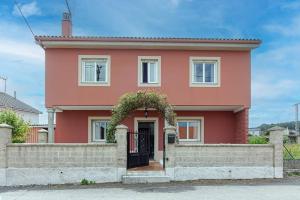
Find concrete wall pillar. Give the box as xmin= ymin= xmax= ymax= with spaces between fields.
xmin=269 ymin=129 xmax=283 ymax=178
xmin=38 ymin=129 xmax=48 ymax=143
xmin=0 ymin=123 xmax=12 ymax=186
xmin=115 ymin=124 xmax=128 ymax=180
xmin=47 ymin=108 xmax=55 ymax=143
xmin=164 ymin=125 xmax=176 ymax=179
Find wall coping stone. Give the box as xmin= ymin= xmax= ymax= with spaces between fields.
xmin=116 ymin=124 xmax=128 ymax=130
xmin=175 ymin=144 xmax=274 ymax=147
xmin=7 ymin=143 xmax=117 ymax=147
xmin=0 ymin=123 xmax=13 ymax=129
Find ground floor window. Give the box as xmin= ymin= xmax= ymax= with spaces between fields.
xmin=91 ymin=120 xmax=110 ymax=142
xmin=176 ymin=119 xmax=202 ymax=141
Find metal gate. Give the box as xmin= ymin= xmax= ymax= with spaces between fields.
xmin=127 ymin=129 xmax=150 ymax=169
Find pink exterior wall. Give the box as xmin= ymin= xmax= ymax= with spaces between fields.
xmin=234 ymin=108 xmax=249 ymax=143
xmin=55 ymin=110 xmax=244 ymax=146
xmin=45 ymin=49 xmax=251 ymax=108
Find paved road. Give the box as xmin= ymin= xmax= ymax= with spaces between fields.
xmin=1 ymin=178 xmax=300 ymax=200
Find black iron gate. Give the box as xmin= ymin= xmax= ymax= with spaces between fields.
xmin=127 ymin=129 xmax=150 ymax=169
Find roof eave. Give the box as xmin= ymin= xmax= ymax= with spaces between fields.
xmin=37 ymin=40 xmax=260 ymax=51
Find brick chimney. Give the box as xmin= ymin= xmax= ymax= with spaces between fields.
xmin=62 ymin=12 xmax=72 ymax=36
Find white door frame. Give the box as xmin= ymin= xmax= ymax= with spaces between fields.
xmin=134 ymin=117 xmax=159 ymax=161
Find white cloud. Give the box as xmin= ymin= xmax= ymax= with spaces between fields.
xmin=252 ymin=79 xmax=299 ymax=100
xmin=0 ymin=38 xmax=43 ymax=62
xmin=12 ymin=1 xmax=41 ymax=17
xmin=264 ymin=14 xmax=300 ymax=36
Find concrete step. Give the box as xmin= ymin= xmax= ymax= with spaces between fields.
xmin=122 ymin=171 xmax=170 ymax=184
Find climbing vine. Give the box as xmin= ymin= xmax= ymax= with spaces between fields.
xmin=107 ymin=91 xmax=176 ymax=142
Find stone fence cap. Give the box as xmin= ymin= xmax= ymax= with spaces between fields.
xmin=0 ymin=123 xmax=13 ymax=129
xmin=268 ymin=126 xmax=286 ymax=131
xmin=38 ymin=128 xmax=48 ymax=133
xmin=116 ymin=124 xmax=128 ymax=129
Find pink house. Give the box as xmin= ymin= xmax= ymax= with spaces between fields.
xmin=36 ymin=13 xmax=260 ymax=163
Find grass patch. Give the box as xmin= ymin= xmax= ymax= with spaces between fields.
xmin=80 ymin=179 xmax=96 ymax=185
xmin=284 ymin=144 xmax=300 ymax=160
xmin=248 ymin=136 xmax=268 ymax=144
xmin=287 ymin=172 xmax=300 ymax=176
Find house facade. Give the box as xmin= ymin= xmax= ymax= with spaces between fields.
xmin=36 ymin=13 xmax=260 ymax=163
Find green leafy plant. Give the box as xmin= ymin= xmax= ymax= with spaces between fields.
xmin=0 ymin=109 xmax=29 ymax=143
xmin=284 ymin=144 xmax=300 ymax=159
xmin=107 ymin=91 xmax=176 ymax=143
xmin=248 ymin=135 xmax=268 ymax=144
xmin=80 ymin=178 xmax=96 ymax=185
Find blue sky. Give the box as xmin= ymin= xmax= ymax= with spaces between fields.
xmin=0 ymin=0 xmax=299 ymax=127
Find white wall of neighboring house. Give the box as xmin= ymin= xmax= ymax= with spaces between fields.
xmin=0 ymin=108 xmax=39 ymax=124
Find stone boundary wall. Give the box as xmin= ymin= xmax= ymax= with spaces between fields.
xmin=0 ymin=124 xmax=128 ymax=186
xmin=164 ymin=126 xmax=283 ymax=181
xmin=284 ymin=159 xmax=300 ymax=170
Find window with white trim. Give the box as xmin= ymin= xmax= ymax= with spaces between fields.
xmin=138 ymin=56 xmax=161 ymax=86
xmin=176 ymin=119 xmax=201 ymax=141
xmin=91 ymin=120 xmax=110 ymax=142
xmin=79 ymin=55 xmax=110 ymax=86
xmin=190 ymin=57 xmax=220 ymax=86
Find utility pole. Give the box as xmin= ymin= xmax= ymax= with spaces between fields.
xmin=295 ymin=103 xmax=300 ymax=135
xmin=0 ymin=76 xmax=7 ymax=93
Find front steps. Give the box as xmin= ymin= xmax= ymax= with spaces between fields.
xmin=122 ymin=170 xmax=170 ymax=184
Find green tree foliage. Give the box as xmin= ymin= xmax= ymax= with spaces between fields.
xmin=0 ymin=109 xmax=29 ymax=143
xmin=107 ymin=91 xmax=176 ymax=143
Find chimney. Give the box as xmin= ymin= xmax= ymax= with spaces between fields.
xmin=14 ymin=91 xmax=16 ymax=99
xmin=62 ymin=12 xmax=72 ymax=36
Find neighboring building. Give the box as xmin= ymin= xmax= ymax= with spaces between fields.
xmin=0 ymin=92 xmax=41 ymax=124
xmin=35 ymin=13 xmax=260 ymax=162
xmin=248 ymin=128 xmax=261 ymax=136
xmin=267 ymin=126 xmax=289 ymax=135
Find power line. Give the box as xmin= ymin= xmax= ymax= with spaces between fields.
xmin=65 ymin=0 xmax=72 ymax=16
xmin=13 ymin=0 xmax=35 ymax=37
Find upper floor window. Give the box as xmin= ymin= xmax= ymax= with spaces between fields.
xmin=190 ymin=57 xmax=220 ymax=87
xmin=138 ymin=56 xmax=161 ymax=87
xmin=78 ymin=55 xmax=110 ymax=86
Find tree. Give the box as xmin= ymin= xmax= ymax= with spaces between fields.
xmin=0 ymin=109 xmax=30 ymax=143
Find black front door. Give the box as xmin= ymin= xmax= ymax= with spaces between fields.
xmin=138 ymin=122 xmax=155 ymax=160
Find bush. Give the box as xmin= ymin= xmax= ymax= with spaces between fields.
xmin=248 ymin=136 xmax=268 ymax=144
xmin=80 ymin=178 xmax=96 ymax=185
xmin=0 ymin=109 xmax=29 ymax=143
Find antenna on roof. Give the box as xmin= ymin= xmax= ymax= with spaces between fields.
xmin=0 ymin=76 xmax=7 ymax=93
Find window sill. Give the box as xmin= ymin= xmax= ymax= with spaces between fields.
xmin=138 ymin=83 xmax=161 ymax=87
xmin=190 ymin=83 xmax=220 ymax=87
xmin=79 ymin=82 xmax=110 ymax=87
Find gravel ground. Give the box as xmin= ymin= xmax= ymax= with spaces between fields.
xmin=1 ymin=177 xmax=300 ymax=200
xmin=1 ymin=176 xmax=300 ymax=193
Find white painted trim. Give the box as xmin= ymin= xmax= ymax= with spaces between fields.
xmin=88 ymin=116 xmax=111 ymax=143
xmin=175 ymin=116 xmax=204 ymax=143
xmin=189 ymin=57 xmax=221 ymax=87
xmin=134 ymin=117 xmax=159 ymax=161
xmin=40 ymin=41 xmax=260 ymax=51
xmin=137 ymin=56 xmax=161 ymax=87
xmin=78 ymin=55 xmax=111 ymax=86
xmin=55 ymin=105 xmax=244 ymax=111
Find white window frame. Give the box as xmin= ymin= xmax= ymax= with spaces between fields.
xmin=138 ymin=56 xmax=161 ymax=87
xmin=176 ymin=117 xmax=204 ymax=143
xmin=88 ymin=117 xmax=111 ymax=143
xmin=189 ymin=57 xmax=221 ymax=87
xmin=78 ymin=55 xmax=111 ymax=86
